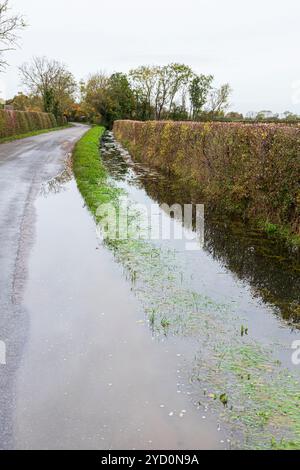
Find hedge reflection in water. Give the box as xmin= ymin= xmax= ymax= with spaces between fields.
xmin=101 ymin=131 xmax=300 ymax=325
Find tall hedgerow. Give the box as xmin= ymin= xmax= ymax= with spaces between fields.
xmin=114 ymin=120 xmax=300 ymax=238
xmin=0 ymin=109 xmax=58 ymax=138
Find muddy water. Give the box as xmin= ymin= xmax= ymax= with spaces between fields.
xmin=13 ymin=172 xmax=226 ymax=450
xmin=102 ymin=132 xmax=300 ymax=374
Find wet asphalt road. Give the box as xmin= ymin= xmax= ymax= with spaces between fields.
xmin=0 ymin=124 xmax=89 ymax=449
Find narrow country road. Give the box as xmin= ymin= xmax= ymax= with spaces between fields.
xmin=0 ymin=124 xmax=89 ymax=449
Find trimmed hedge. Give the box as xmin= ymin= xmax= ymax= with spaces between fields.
xmin=113 ymin=120 xmax=300 ymax=236
xmin=0 ymin=109 xmax=57 ymax=138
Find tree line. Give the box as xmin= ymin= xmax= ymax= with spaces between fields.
xmin=6 ymin=57 xmax=299 ymax=127
xmin=0 ymin=1 xmax=299 ymax=126
xmin=6 ymin=58 xmax=233 ymax=127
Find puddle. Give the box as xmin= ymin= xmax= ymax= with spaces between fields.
xmin=13 ymin=174 xmax=226 ymax=450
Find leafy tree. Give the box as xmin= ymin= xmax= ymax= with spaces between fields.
xmin=81 ymin=73 xmax=116 ymax=127
xmin=82 ymin=73 xmax=134 ymax=126
xmin=129 ymin=66 xmax=157 ymax=120
xmin=109 ymin=72 xmax=135 ymax=120
xmin=6 ymin=92 xmax=43 ymax=111
xmin=0 ymin=1 xmax=26 ymax=71
xmin=189 ymin=74 xmax=213 ymax=119
xmin=66 ymin=102 xmax=89 ymax=122
xmin=282 ymin=111 xmax=299 ymax=121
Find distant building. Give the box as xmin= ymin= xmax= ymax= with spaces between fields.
xmin=4 ymin=104 xmax=14 ymax=111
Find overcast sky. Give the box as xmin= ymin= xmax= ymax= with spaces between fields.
xmin=2 ymin=0 xmax=300 ymax=114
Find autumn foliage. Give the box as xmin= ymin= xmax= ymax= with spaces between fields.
xmin=113 ymin=120 xmax=300 ymax=236
xmin=0 ymin=109 xmax=57 ymax=138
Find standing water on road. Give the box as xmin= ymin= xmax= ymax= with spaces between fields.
xmin=97 ymin=131 xmax=300 ymax=449
xmin=11 ymin=131 xmax=300 ymax=450
xmin=13 ymin=163 xmax=226 ymax=450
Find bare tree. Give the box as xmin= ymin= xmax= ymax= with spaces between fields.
xmin=19 ymin=56 xmax=76 ymax=118
xmin=209 ymin=83 xmax=232 ymax=114
xmin=0 ymin=0 xmax=25 ymax=70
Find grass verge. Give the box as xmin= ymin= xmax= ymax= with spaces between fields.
xmin=72 ymin=126 xmax=122 ymax=212
xmin=0 ymin=124 xmax=73 ymax=144
xmin=73 ymin=126 xmax=300 ymax=449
